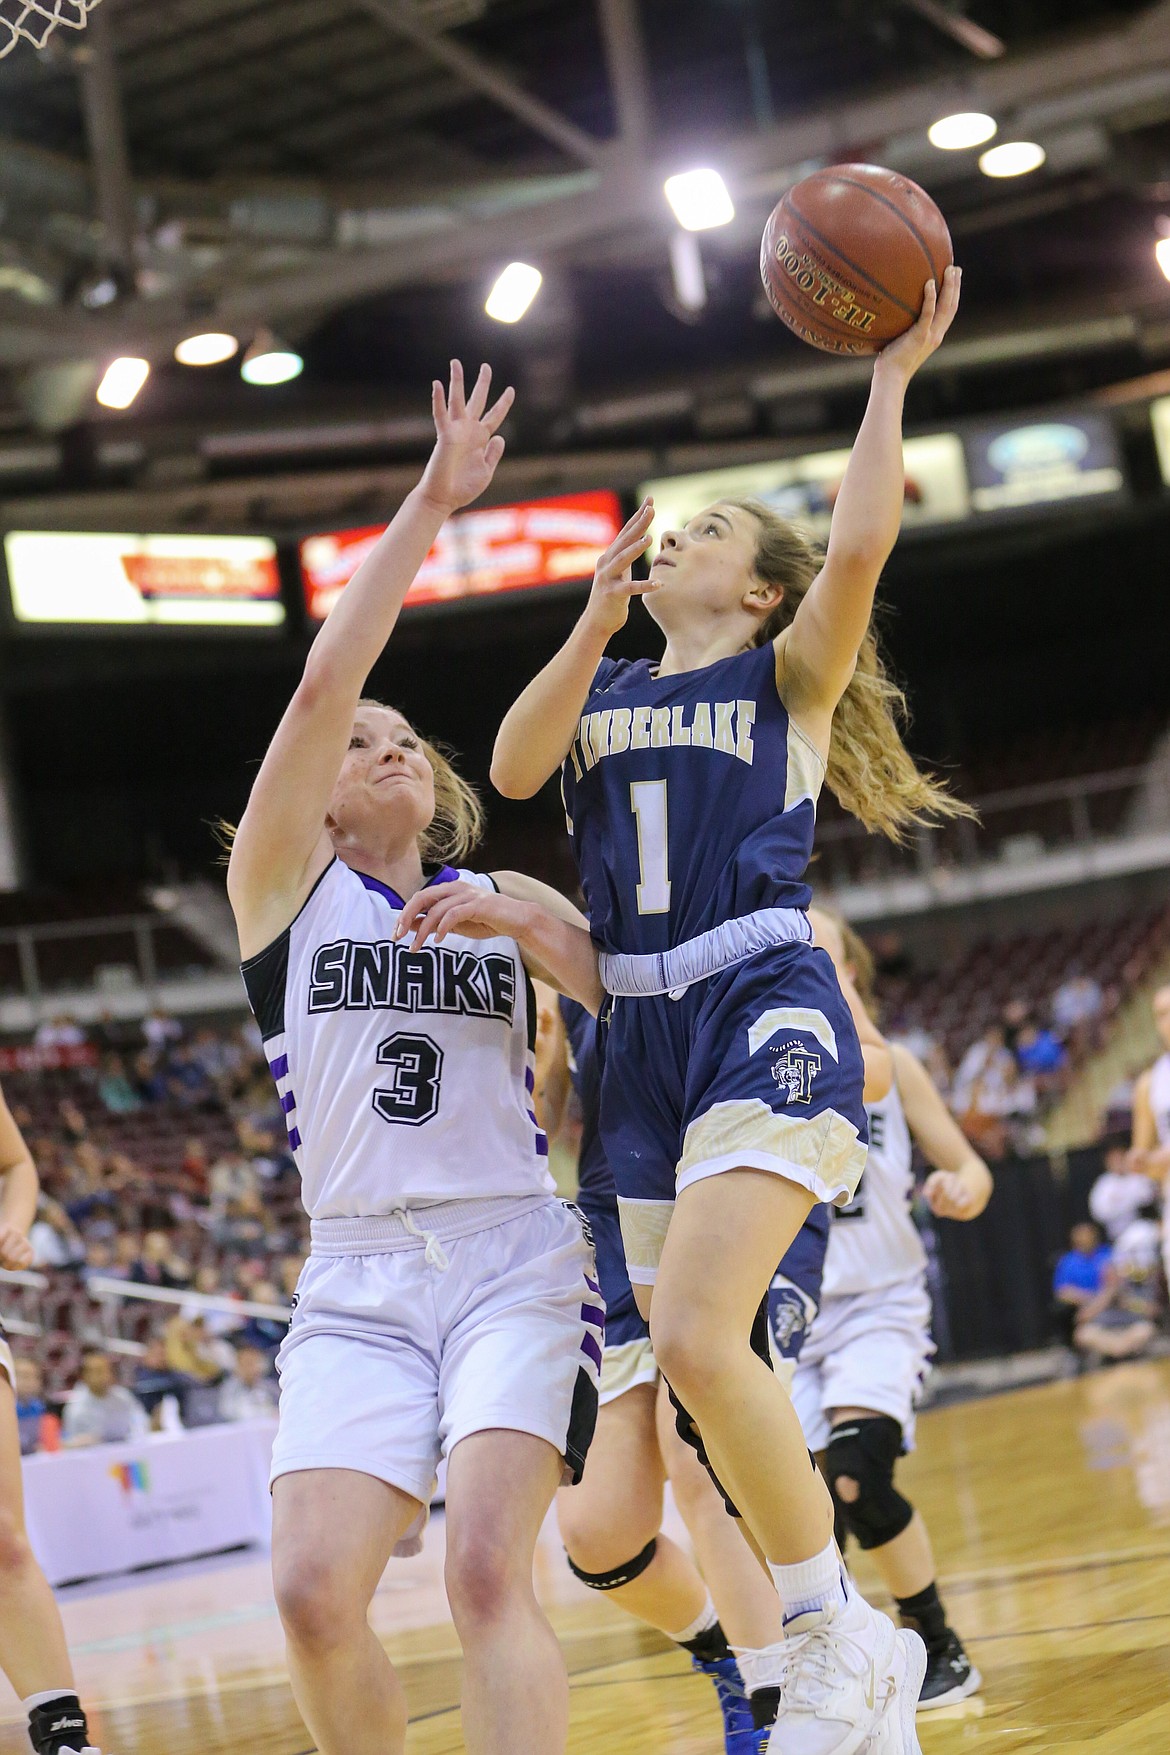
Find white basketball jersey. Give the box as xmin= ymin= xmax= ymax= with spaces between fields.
xmin=241 ymin=859 xmax=554 ymax=1217
xmin=1150 ymin=1053 xmax=1170 ymax=1150
xmin=821 ymin=1074 xmax=926 ymax=1299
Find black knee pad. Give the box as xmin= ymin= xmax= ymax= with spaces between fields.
xmin=567 ymin=1535 xmax=657 ymax=1590
xmin=825 ymin=1416 xmax=912 ymax=1551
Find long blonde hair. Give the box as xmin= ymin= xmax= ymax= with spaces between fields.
xmin=729 ymin=498 xmax=975 ymax=842
xmin=216 ymin=699 xmax=485 ymax=866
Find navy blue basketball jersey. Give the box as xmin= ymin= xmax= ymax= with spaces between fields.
xmin=559 ymin=996 xmax=610 ymax=1210
xmin=561 ymin=642 xmax=821 ymax=957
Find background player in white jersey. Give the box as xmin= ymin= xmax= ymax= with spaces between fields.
xmin=1128 ymin=984 xmax=1170 ymax=1291
xmin=0 ymin=1082 xmax=103 ymax=1755
xmin=227 ymin=361 xmax=606 ymax=1755
xmin=789 ymin=911 xmax=991 ymax=1709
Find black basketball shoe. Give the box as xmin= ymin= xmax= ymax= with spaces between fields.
xmin=917 ymin=1628 xmax=981 ymax=1709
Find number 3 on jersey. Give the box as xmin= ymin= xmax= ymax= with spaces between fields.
xmin=630 ymin=780 xmax=671 ymax=915
xmin=374 ymin=1032 xmax=443 ymax=1126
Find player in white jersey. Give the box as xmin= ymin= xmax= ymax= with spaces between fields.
xmin=1129 ymin=983 xmax=1170 ymax=1292
xmin=228 ymin=361 xmax=606 ymax=1755
xmin=0 ymin=1083 xmax=103 ymax=1755
xmin=790 ymin=912 xmax=992 ymax=1710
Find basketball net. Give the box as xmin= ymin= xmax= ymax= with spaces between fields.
xmin=0 ymin=0 xmax=102 ymax=58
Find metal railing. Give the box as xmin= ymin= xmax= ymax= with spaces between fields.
xmin=0 ymin=1267 xmax=290 ymax=1359
xmin=814 ymin=763 xmax=1162 ymax=891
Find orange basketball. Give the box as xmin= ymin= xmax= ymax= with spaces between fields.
xmin=760 ymin=163 xmax=953 ymax=355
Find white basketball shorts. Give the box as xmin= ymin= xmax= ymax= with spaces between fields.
xmin=791 ymin=1277 xmax=935 ymax=1454
xmin=270 ymin=1196 xmax=602 ymax=1505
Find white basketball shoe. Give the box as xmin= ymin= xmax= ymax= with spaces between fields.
xmin=768 ymin=1591 xmax=925 ymax=1755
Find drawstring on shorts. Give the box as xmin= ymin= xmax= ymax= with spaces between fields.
xmin=393 ymin=1206 xmax=451 ymax=1271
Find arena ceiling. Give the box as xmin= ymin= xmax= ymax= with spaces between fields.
xmin=1 ymin=0 xmax=1169 ymax=502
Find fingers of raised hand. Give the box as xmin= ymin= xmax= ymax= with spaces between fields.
xmin=484 ymin=383 xmax=515 ymax=435
xmin=432 ymin=379 xmax=448 ymax=428
xmin=466 ymin=362 xmax=492 ymax=420
xmin=448 ymin=358 xmax=466 ymax=418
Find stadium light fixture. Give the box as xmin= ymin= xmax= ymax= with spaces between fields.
xmin=928 ymin=111 xmax=997 ymax=151
xmin=1157 ymin=236 xmax=1170 ymax=283
xmin=979 ymin=140 xmax=1046 ymax=178
xmin=664 ymin=169 xmax=735 ymax=231
xmin=485 ymin=262 xmax=543 ymax=323
xmin=96 ymin=357 xmax=150 ymax=410
xmin=175 ymin=332 xmax=239 ymax=367
xmin=241 ymin=330 xmax=304 ymax=385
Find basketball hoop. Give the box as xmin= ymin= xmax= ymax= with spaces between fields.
xmin=0 ymin=0 xmax=102 ymax=59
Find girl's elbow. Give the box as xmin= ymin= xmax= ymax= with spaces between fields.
xmin=489 ymin=754 xmax=537 ymax=800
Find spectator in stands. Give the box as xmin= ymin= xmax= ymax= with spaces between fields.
xmin=164 ymin=1309 xmax=231 ymax=1384
xmin=1090 ymin=1143 xmax=1159 ymax=1242
xmin=1070 ymin=1209 xmax=1161 ymax=1363
xmin=131 ymin=1335 xmax=191 ymax=1428
xmin=209 ymin=1147 xmax=258 ymax=1217
xmin=230 ymin=1280 xmax=286 ymax=1358
xmin=32 ymin=1014 xmax=86 ymax=1050
xmin=62 ymin=1349 xmax=149 ymax=1447
xmin=97 ymin=1053 xmax=143 ymax=1114
xmin=165 ymin=1039 xmax=214 ymax=1108
xmin=1015 ymin=1021 xmax=1068 ymax=1080
xmin=13 ymin=1357 xmax=56 ymax=1455
xmin=131 ymin=1048 xmax=168 ymax=1105
xmin=1052 ymin=966 xmax=1104 ymax=1039
xmin=28 ymin=1195 xmax=85 ymax=1269
xmin=129 ymin=1228 xmax=190 ymax=1290
xmin=142 ymin=1008 xmax=182 ymax=1052
xmin=1052 ymin=1221 xmax=1111 ymax=1347
xmin=218 ymin=1343 xmax=279 ymax=1422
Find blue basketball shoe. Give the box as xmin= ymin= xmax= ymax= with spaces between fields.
xmin=692 ymin=1653 xmax=758 ymax=1755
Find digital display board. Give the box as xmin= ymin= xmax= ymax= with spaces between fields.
xmin=638 ymin=434 xmax=968 ymax=545
xmin=962 ymin=415 xmax=1125 ymax=513
xmin=4 ymin=532 xmax=284 ymax=627
xmin=300 ymin=491 xmax=625 ymax=621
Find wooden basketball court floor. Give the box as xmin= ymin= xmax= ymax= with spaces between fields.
xmin=6 ymin=1357 xmax=1170 ymax=1754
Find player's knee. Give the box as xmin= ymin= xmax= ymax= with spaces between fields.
xmin=566 ymin=1535 xmax=658 ymax=1591
xmin=649 ymin=1306 xmax=721 ymax=1408
xmin=0 ymin=1508 xmax=33 ymax=1582
xmin=558 ymin=1491 xmax=657 ymax=1577
xmin=273 ymin=1552 xmax=358 ymax=1650
xmin=825 ymin=1416 xmax=912 ymax=1551
xmin=445 ymin=1526 xmax=523 ymax=1629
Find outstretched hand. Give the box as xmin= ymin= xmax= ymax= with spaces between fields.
xmin=0 ymin=1223 xmax=33 ymax=1271
xmin=875 ymin=264 xmax=961 ymax=384
xmin=582 ymin=497 xmax=659 ymax=639
xmin=419 ymin=360 xmax=515 ymax=517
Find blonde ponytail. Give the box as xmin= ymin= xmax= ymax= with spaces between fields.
xmin=728 ymin=498 xmax=976 ymax=843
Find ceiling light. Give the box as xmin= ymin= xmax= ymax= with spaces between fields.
xmin=96 ymin=358 xmax=150 ymax=410
xmin=241 ymin=330 xmax=304 ymax=385
xmin=1157 ymin=237 xmax=1170 ymax=284
xmin=978 ymin=140 xmax=1046 ymax=178
xmin=175 ymin=332 xmax=239 ymax=367
xmin=485 ymin=262 xmax=543 ymax=323
xmin=928 ymin=111 xmax=997 ymax=151
xmin=664 ymin=169 xmax=735 ymax=231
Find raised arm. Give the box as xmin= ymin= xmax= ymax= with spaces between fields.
xmin=893 ymin=1042 xmax=993 ymax=1221
xmin=778 ymin=268 xmax=961 ymax=728
xmin=227 ymin=361 xmax=513 ymax=956
xmin=397 ymin=877 xmax=603 ymax=1014
xmin=0 ymin=1081 xmax=38 ymax=1269
xmin=490 ymin=499 xmax=657 ymax=798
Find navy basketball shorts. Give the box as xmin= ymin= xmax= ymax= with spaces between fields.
xmin=577 ymin=1193 xmax=656 ymax=1407
xmin=600 ymin=939 xmax=868 ymax=1287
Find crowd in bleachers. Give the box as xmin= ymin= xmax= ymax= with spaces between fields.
xmin=3 ymin=1007 xmax=303 ymax=1450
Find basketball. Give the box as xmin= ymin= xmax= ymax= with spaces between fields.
xmin=760 ymin=163 xmax=953 ymax=355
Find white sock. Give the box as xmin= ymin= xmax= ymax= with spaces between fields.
xmin=668 ymin=1593 xmax=720 ymax=1647
xmin=769 ymin=1539 xmax=846 ymax=1633
xmin=23 ymin=1690 xmax=80 ymax=1713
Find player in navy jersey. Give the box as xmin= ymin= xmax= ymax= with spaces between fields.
xmin=228 ymin=361 xmax=609 ymax=1755
xmin=492 ymin=268 xmax=964 ymax=1755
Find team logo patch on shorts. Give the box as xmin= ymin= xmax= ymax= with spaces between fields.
xmin=768 ymin=1039 xmax=822 ymax=1104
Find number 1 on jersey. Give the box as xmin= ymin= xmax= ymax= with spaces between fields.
xmin=630 ymin=779 xmax=671 ymax=915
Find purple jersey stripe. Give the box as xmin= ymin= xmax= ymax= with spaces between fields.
xmin=535 ymin=1135 xmax=549 ymax=1158
xmin=586 ymin=1275 xmax=602 ymax=1297
xmin=287 ymin=1126 xmax=302 ymax=1152
xmin=280 ymin=1091 xmax=296 ymax=1114
xmin=525 ymin=1066 xmax=535 ymax=1093
xmin=269 ymin=1053 xmax=289 ymax=1080
xmin=580 ymin=1304 xmax=605 ymax=1329
xmin=581 ymin=1330 xmax=603 ymax=1371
